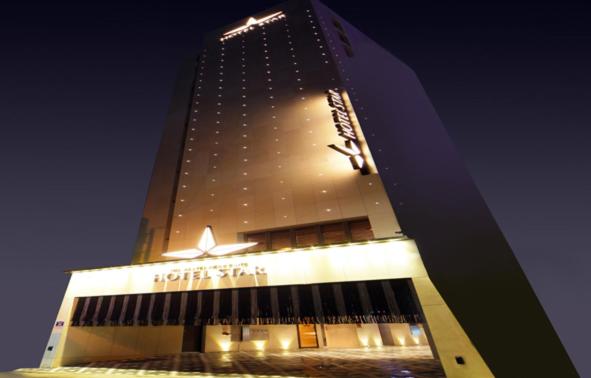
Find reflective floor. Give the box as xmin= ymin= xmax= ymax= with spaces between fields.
xmin=13 ymin=346 xmax=445 ymax=377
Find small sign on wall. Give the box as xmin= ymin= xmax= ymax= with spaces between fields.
xmin=242 ymin=327 xmax=269 ymax=341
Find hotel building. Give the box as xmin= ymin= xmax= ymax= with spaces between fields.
xmin=40 ymin=1 xmax=576 ymax=377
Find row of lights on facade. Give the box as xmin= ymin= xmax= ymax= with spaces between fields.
xmin=173 ymin=9 xmax=385 ymax=236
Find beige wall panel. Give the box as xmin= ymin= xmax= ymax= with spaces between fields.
xmin=412 ymin=277 xmax=494 ymax=378
xmin=237 ymin=325 xmax=299 ymax=351
xmin=156 ymin=326 xmax=183 ymax=355
xmin=387 ymin=323 xmax=427 ymax=347
xmin=110 ymin=327 xmax=141 ymax=358
xmin=85 ymin=327 xmax=116 ymax=358
xmin=355 ymin=323 xmax=383 ymax=347
xmin=324 ymin=324 xmax=360 ymax=348
xmin=204 ymin=325 xmax=239 ymax=352
xmin=368 ymin=212 xmax=400 ymax=239
xmin=268 ymin=325 xmax=299 ymax=351
xmin=61 ymin=327 xmax=91 ymax=365
xmin=135 ymin=326 xmax=161 ymax=357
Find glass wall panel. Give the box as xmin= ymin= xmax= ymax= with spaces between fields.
xmin=184 ymin=292 xmax=199 ymax=326
xmin=277 ymin=285 xmax=294 ymax=321
xmin=349 ymin=219 xmax=373 ymax=242
xmin=97 ymin=296 xmax=112 ymax=326
xmin=321 ymin=223 xmax=347 ymax=244
xmin=257 ymin=287 xmax=272 ymax=322
xmin=246 ymin=232 xmax=268 ymax=252
xmin=270 ymin=230 xmax=292 ymax=250
xmin=389 ymin=279 xmax=421 ymax=321
xmin=151 ymin=293 xmax=166 ymax=326
xmin=365 ymin=280 xmax=388 ymax=322
xmin=218 ymin=289 xmax=232 ymax=324
xmin=318 ymin=284 xmax=338 ymax=321
xmin=137 ymin=294 xmax=151 ymax=326
xmin=295 ymin=226 xmax=319 ymax=248
xmin=238 ymin=288 xmax=251 ymax=324
xmin=70 ymin=297 xmax=86 ymax=326
xmin=341 ymin=282 xmax=363 ymax=321
xmin=68 ymin=278 xmax=420 ymax=327
xmin=298 ymin=285 xmax=315 ymax=321
xmin=200 ymin=290 xmax=214 ymax=325
xmin=109 ymin=295 xmax=125 ymax=325
xmin=167 ymin=292 xmax=182 ymax=325
xmin=84 ymin=297 xmax=99 ymax=326
xmin=124 ymin=295 xmax=137 ymax=326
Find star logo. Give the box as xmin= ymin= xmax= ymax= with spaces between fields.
xmin=329 ymin=140 xmax=366 ymax=169
xmin=221 ymin=11 xmax=285 ymax=40
xmin=162 ymin=226 xmax=258 ymax=259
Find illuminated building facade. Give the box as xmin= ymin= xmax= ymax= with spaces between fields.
xmin=40 ymin=1 xmax=576 ymax=377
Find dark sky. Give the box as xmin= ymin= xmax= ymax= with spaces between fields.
xmin=1 ymin=0 xmax=589 ymax=374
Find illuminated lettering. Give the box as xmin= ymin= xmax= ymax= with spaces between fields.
xmin=326 ymin=89 xmax=368 ymax=174
xmin=217 ymin=268 xmax=229 ymax=278
xmin=154 ymin=264 xmax=267 ymax=283
xmin=166 ymin=273 xmax=180 ymax=281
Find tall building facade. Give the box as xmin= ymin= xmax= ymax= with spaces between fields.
xmin=40 ymin=1 xmax=576 ymax=377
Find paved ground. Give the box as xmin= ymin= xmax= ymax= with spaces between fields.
xmin=6 ymin=346 xmax=445 ymax=377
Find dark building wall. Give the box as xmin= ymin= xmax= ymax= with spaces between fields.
xmin=311 ymin=1 xmax=576 ymax=376
xmin=131 ymin=58 xmax=197 ymax=264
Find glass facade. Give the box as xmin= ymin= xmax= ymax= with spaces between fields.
xmin=246 ymin=218 xmax=373 ymax=252
xmin=69 ymin=279 xmax=421 ymax=327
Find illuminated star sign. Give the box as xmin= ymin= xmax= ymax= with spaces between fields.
xmin=220 ymin=11 xmax=286 ymax=41
xmin=162 ymin=226 xmax=258 ymax=259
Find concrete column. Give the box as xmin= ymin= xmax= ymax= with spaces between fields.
xmin=162 ymin=293 xmax=171 ymax=325
xmin=78 ymin=297 xmax=90 ymax=326
xmin=179 ymin=292 xmax=188 ymax=325
xmin=132 ymin=295 xmax=142 ymax=326
xmin=91 ymin=297 xmax=103 ymax=326
xmin=104 ymin=296 xmax=115 ymax=325
xmin=118 ymin=295 xmax=130 ymax=325
xmin=147 ymin=294 xmax=155 ymax=326
xmin=381 ymin=280 xmax=401 ymax=316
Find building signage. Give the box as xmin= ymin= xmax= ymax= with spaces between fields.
xmin=220 ymin=11 xmax=286 ymax=41
xmin=154 ymin=262 xmax=266 ymax=283
xmin=162 ymin=226 xmax=257 ymax=259
xmin=242 ymin=327 xmax=269 ymax=341
xmin=326 ymin=89 xmax=369 ymax=174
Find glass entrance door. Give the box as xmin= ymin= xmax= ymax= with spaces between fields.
xmin=297 ymin=324 xmax=319 ymax=348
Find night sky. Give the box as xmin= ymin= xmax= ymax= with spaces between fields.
xmin=1 ymin=0 xmax=589 ymax=374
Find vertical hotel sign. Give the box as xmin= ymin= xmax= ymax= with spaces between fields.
xmin=326 ymin=89 xmax=369 ymax=174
